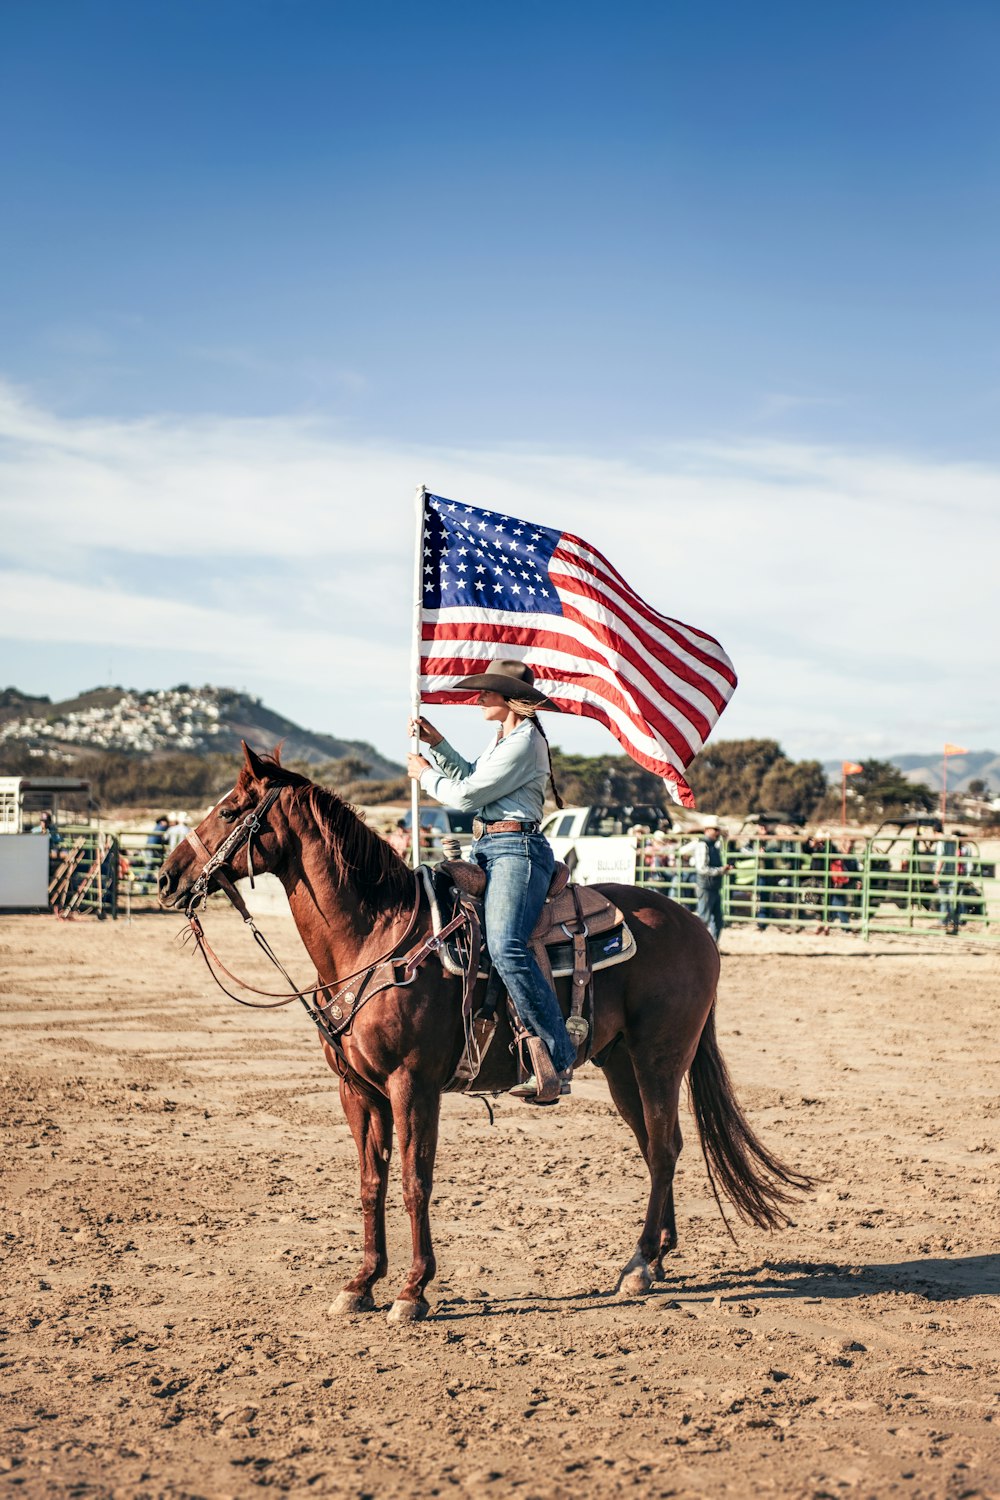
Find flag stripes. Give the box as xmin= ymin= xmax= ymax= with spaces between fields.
xmin=419 ymin=493 xmax=736 ymax=806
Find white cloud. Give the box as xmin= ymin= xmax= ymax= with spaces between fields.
xmin=0 ymin=570 xmax=400 ymax=684
xmin=1 ymin=378 xmax=997 ymax=759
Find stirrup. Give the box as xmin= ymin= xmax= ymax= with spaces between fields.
xmin=513 ymin=1035 xmax=563 ymax=1104
xmin=509 ymin=1072 xmax=571 ymax=1102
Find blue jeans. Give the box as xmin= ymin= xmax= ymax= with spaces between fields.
xmin=938 ymin=885 xmax=960 ymax=932
xmin=473 ymin=832 xmax=576 ymax=1072
xmin=830 ymin=890 xmax=850 ymax=925
xmin=696 ymin=878 xmax=723 ymax=941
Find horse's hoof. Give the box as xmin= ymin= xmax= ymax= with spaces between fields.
xmin=387 ymin=1298 xmax=429 ymax=1325
xmin=620 ymin=1269 xmax=652 ymax=1296
xmin=329 ymin=1290 xmax=375 ymax=1315
xmin=618 ymin=1257 xmax=653 ymax=1297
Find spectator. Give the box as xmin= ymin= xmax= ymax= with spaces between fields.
xmin=679 ymin=819 xmax=733 ymax=943
xmin=386 ymin=818 xmax=412 ymax=859
xmin=166 ymin=813 xmax=192 ymax=852
xmin=142 ymin=816 xmax=170 ymax=893
xmin=642 ymin=829 xmax=679 ymax=898
xmin=753 ymin=823 xmax=779 ymax=931
xmin=34 ymin=809 xmax=63 ymax=876
xmin=829 ymin=838 xmax=860 ymax=929
xmin=797 ymin=834 xmax=825 ymax=930
xmin=933 ymin=830 xmax=968 ymax=936
xmin=645 ymin=828 xmax=669 ymax=867
xmin=630 ymin=823 xmax=651 ymax=874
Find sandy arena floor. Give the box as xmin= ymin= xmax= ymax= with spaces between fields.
xmin=2 ymin=910 xmax=999 ymax=1499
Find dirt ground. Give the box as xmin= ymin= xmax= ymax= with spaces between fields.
xmin=2 ymin=910 xmax=999 ymax=1500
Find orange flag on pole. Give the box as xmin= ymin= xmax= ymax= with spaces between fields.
xmin=943 ymin=743 xmax=968 ymax=756
xmin=842 ymin=761 xmax=863 ymax=776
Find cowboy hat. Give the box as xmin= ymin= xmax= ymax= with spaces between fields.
xmin=458 ymin=658 xmax=561 ymax=711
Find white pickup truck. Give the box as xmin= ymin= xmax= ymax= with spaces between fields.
xmin=539 ymin=803 xmax=671 ymax=886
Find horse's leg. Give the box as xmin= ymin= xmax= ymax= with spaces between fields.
xmin=385 ymin=1072 xmax=441 ymax=1324
xmin=602 ymin=1039 xmax=649 ymax=1162
xmin=602 ymin=1042 xmax=660 ymax=1294
xmin=330 ymin=1081 xmax=393 ymax=1315
xmin=655 ymin=1120 xmax=683 ymax=1269
xmin=617 ymin=1050 xmax=686 ymax=1297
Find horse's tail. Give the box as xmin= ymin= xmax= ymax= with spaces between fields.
xmin=689 ymin=1001 xmax=814 ymax=1232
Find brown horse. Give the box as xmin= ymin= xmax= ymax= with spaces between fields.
xmin=158 ymin=744 xmax=812 ymax=1323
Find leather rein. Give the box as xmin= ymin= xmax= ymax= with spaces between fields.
xmin=179 ymin=788 xmax=481 ymax=1092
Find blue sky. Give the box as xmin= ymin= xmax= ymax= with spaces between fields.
xmin=1 ymin=0 xmax=998 ymax=764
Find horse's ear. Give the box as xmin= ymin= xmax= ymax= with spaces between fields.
xmin=241 ymin=740 xmax=269 ymax=782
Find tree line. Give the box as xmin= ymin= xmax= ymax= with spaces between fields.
xmin=0 ymin=737 xmax=937 ymax=822
xmin=550 ymin=739 xmax=935 ymax=822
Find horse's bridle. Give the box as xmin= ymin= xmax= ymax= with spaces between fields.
xmin=183 ymin=786 xmax=283 ymax=916
xmin=174 ymin=784 xmax=480 ymax=1100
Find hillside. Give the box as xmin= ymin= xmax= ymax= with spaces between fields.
xmin=823 ymin=749 xmax=997 ymax=795
xmin=0 ymin=684 xmax=403 ymax=780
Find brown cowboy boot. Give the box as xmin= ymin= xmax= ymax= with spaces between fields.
xmin=509 ymin=1036 xmax=565 ymax=1104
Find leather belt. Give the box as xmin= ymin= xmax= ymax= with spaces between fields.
xmin=473 ymin=818 xmax=540 ymax=838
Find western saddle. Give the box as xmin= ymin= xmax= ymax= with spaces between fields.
xmin=427 ymin=856 xmax=634 ymax=1100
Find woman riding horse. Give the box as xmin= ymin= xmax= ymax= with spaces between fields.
xmin=407 ymin=659 xmax=576 ymax=1101
xmin=158 ymin=741 xmax=813 ymax=1321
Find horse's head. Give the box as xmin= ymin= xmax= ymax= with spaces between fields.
xmin=158 ymin=741 xmax=292 ymax=911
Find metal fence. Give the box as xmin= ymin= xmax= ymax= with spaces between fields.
xmin=48 ymin=828 xmax=120 ymax=919
xmin=45 ymin=827 xmax=176 ymax=918
xmin=23 ymin=824 xmax=1000 ymax=942
xmin=634 ymin=833 xmax=996 ymax=941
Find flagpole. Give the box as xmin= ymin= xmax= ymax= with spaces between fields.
xmin=841 ymin=762 xmax=862 ymax=831
xmin=841 ymin=765 xmax=847 ymax=831
xmin=409 ymin=485 xmax=427 ymax=869
xmin=940 ymin=748 xmax=946 ymax=825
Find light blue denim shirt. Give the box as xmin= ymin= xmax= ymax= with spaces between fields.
xmin=419 ymin=720 xmax=550 ymax=821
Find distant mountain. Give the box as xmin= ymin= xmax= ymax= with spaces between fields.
xmin=0 ymin=684 xmax=404 ymax=780
xmin=822 ymin=750 xmax=998 ymax=794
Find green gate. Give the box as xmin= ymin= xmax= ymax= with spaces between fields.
xmin=633 ymin=832 xmax=996 ymax=941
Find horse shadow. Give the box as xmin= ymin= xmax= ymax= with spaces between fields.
xmin=671 ymin=1253 xmax=1000 ymax=1304
xmin=432 ymin=1253 xmax=999 ymax=1319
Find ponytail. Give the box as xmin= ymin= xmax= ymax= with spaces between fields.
xmin=508 ymin=697 xmax=564 ymax=810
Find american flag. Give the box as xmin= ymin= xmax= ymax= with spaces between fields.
xmin=419 ymin=492 xmax=737 ymax=807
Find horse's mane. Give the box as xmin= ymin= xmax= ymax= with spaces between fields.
xmin=237 ymin=751 xmax=414 ymax=914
